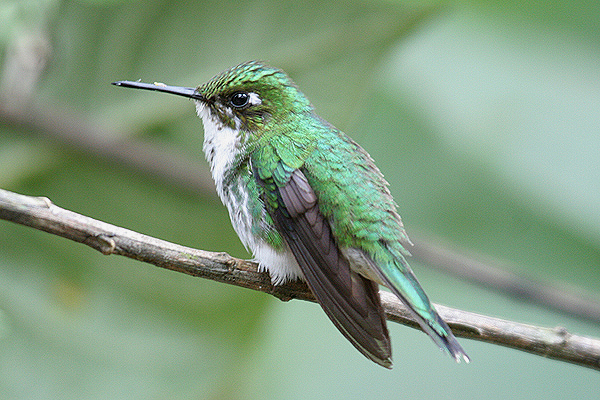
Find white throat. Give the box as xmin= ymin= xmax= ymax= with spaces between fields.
xmin=195 ymin=102 xmax=243 ymax=192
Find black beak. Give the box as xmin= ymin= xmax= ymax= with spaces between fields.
xmin=112 ymin=80 xmax=204 ymax=101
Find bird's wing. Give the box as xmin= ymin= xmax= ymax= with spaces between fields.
xmin=260 ymin=166 xmax=393 ymax=368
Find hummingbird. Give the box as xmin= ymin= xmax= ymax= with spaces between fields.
xmin=113 ymin=61 xmax=468 ymax=368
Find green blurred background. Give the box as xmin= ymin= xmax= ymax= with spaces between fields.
xmin=1 ymin=0 xmax=599 ymax=398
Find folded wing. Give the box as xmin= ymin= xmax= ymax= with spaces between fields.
xmin=265 ymin=168 xmax=393 ymax=367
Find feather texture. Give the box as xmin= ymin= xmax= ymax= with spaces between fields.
xmin=116 ymin=60 xmax=469 ymax=366
xmin=262 ymin=167 xmax=392 ymax=367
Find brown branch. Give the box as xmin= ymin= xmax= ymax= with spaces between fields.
xmin=1 ymin=188 xmax=599 ymax=371
xmin=3 ymin=105 xmax=600 ymax=324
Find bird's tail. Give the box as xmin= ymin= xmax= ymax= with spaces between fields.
xmin=373 ymin=254 xmax=469 ymax=363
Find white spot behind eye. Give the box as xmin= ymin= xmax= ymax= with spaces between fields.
xmin=248 ymin=92 xmax=261 ymax=106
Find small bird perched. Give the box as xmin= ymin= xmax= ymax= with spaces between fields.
xmin=113 ymin=61 xmax=468 ymax=368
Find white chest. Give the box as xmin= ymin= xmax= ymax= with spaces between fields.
xmin=196 ymin=103 xmax=241 ymax=193
xmin=195 ymin=102 xmax=303 ymax=284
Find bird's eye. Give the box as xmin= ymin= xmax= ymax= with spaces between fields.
xmin=229 ymin=92 xmax=250 ymax=108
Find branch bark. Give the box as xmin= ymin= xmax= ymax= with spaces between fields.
xmin=3 ymin=104 xmax=600 ymax=324
xmin=1 ymin=188 xmax=600 ymax=371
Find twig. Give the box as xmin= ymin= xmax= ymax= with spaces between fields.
xmin=1 ymin=188 xmax=599 ymax=371
xmin=2 ymin=104 xmax=600 ymax=323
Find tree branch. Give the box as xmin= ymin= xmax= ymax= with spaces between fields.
xmin=1 ymin=188 xmax=599 ymax=371
xmin=3 ymin=105 xmax=600 ymax=324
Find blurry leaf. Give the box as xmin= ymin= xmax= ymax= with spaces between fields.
xmin=1 ymin=0 xmax=600 ymax=399
xmin=0 ymin=137 xmax=58 ymax=186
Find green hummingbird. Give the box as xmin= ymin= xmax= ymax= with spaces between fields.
xmin=113 ymin=61 xmax=468 ymax=368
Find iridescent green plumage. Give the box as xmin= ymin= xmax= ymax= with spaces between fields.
xmin=113 ymin=61 xmax=469 ymax=367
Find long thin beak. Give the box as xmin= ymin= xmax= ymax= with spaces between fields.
xmin=112 ymin=80 xmax=204 ymax=101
